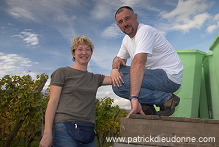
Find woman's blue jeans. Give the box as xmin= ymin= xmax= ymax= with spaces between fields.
xmin=112 ymin=66 xmax=181 ymax=106
xmin=52 ymin=123 xmax=96 ymax=147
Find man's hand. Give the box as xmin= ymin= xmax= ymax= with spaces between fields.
xmin=127 ymin=98 xmax=145 ymax=117
xmin=110 ymin=69 xmax=124 ymax=87
xmin=112 ymin=56 xmax=126 ymax=69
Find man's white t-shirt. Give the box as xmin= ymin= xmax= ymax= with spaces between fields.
xmin=117 ymin=24 xmax=183 ymax=84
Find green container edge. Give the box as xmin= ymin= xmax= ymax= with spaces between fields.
xmin=209 ymin=34 xmax=219 ymax=51
xmin=177 ymin=49 xmax=206 ymax=55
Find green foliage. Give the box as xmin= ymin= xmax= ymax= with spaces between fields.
xmin=0 ymin=75 xmax=127 ymax=147
xmin=0 ymin=73 xmax=49 ymax=146
xmin=95 ymin=97 xmax=127 ymax=146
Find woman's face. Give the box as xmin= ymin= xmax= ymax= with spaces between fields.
xmin=73 ymin=44 xmax=92 ymax=65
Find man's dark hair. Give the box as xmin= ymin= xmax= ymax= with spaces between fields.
xmin=115 ymin=6 xmax=134 ymax=18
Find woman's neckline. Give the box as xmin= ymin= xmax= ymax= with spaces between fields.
xmin=67 ymin=66 xmax=88 ymax=72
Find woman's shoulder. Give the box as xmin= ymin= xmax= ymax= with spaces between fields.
xmin=51 ymin=66 xmax=71 ymax=75
xmin=52 ymin=66 xmax=65 ymax=72
xmin=88 ymin=72 xmax=105 ymax=80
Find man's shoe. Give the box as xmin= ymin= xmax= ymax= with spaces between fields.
xmin=157 ymin=94 xmax=180 ymax=116
xmin=141 ymin=104 xmax=157 ymax=115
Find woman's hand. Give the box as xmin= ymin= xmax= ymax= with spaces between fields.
xmin=39 ymin=133 xmax=52 ymax=147
xmin=110 ymin=69 xmax=124 ymax=87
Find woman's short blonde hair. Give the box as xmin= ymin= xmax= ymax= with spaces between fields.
xmin=71 ymin=36 xmax=94 ymax=52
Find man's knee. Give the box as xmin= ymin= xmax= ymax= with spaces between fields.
xmin=112 ymin=85 xmax=120 ymax=95
xmin=119 ymin=66 xmax=130 ymax=75
xmin=112 ymin=85 xmax=128 ymax=98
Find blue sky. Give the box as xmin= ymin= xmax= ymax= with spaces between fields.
xmin=1 ymin=0 xmax=219 ymax=109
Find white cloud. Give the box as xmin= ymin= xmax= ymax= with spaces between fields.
xmin=5 ymin=0 xmax=79 ymax=41
xmin=97 ymin=86 xmax=114 ymax=98
xmin=90 ymin=0 xmax=149 ymax=21
xmin=12 ymin=30 xmax=39 ymax=46
xmin=0 ymin=52 xmax=49 ymax=90
xmin=0 ymin=52 xmax=38 ymax=78
xmin=206 ymin=24 xmax=219 ymax=33
xmin=172 ymin=13 xmax=211 ymax=32
xmin=91 ymin=2 xmax=112 ymax=20
xmin=96 ymin=86 xmax=130 ymax=110
xmin=162 ymin=0 xmax=209 ymax=20
xmin=7 ymin=6 xmax=37 ymax=21
xmin=6 ymin=0 xmax=79 ymax=21
xmin=160 ymin=0 xmax=212 ymax=32
xmin=206 ymin=13 xmax=219 ymax=33
xmin=91 ymin=44 xmax=118 ymax=71
xmin=21 ymin=31 xmax=39 ymax=46
xmin=214 ymin=13 xmax=219 ymax=20
xmin=120 ymin=0 xmax=145 ymax=8
xmin=112 ymin=98 xmax=130 ymax=110
xmin=101 ymin=23 xmax=122 ymax=38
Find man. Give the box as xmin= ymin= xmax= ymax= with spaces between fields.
xmin=111 ymin=6 xmax=183 ymax=117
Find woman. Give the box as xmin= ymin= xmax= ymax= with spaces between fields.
xmin=40 ymin=36 xmax=113 ymax=147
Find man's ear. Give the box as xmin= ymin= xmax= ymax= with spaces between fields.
xmin=135 ymin=13 xmax=138 ymax=20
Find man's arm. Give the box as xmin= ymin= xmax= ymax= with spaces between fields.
xmin=128 ymin=53 xmax=147 ymax=116
xmin=130 ymin=53 xmax=147 ymax=96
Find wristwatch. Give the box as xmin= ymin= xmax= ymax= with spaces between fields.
xmin=129 ymin=96 xmax=139 ymax=100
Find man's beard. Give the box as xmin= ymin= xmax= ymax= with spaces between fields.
xmin=123 ymin=25 xmax=134 ymax=35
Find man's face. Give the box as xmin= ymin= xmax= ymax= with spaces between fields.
xmin=115 ymin=8 xmax=138 ymax=38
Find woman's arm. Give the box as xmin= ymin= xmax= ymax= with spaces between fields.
xmin=102 ymin=75 xmax=124 ymax=87
xmin=40 ymin=85 xmax=62 ymax=147
xmin=101 ymin=76 xmax=112 ymax=85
